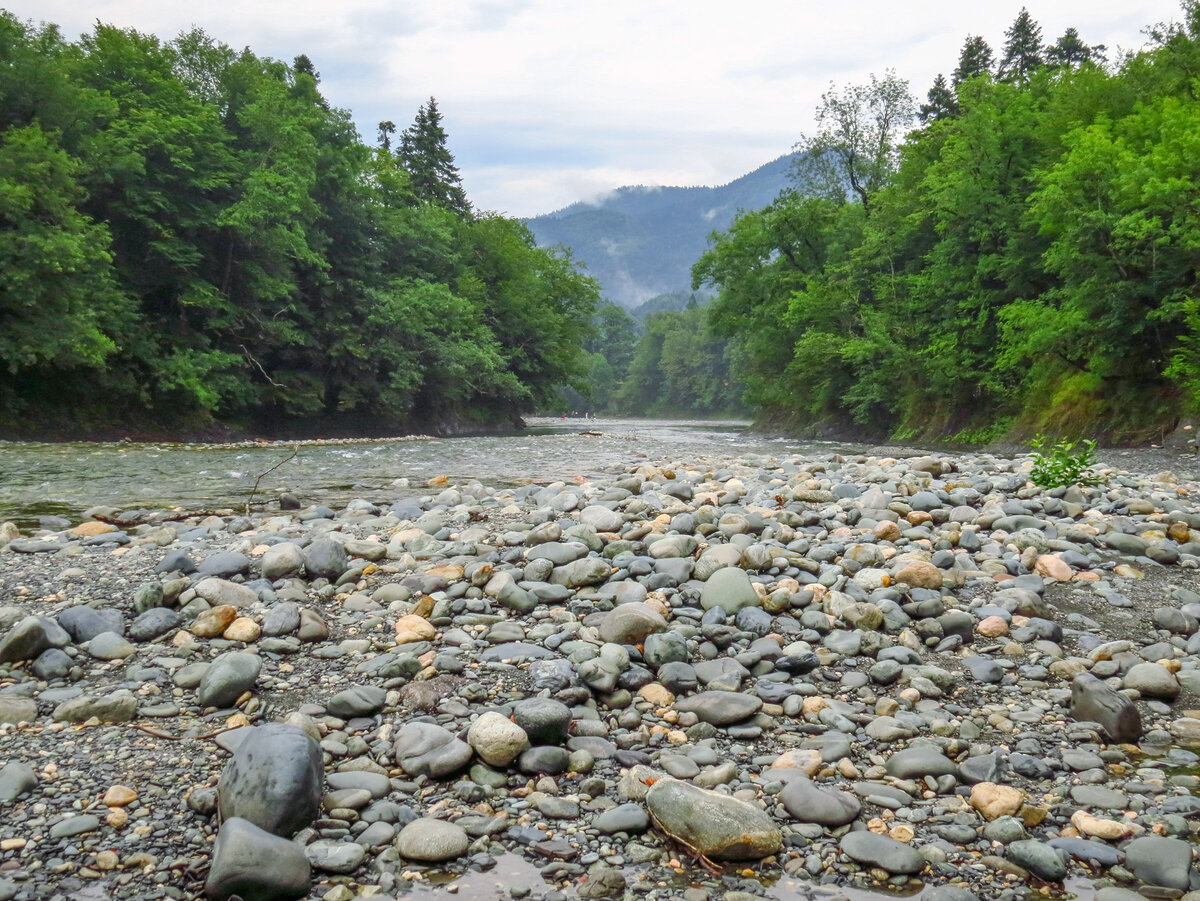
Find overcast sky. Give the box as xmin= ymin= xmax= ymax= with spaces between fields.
xmin=7 ymin=1 xmax=1186 ymax=217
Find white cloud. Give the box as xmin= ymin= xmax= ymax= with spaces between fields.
xmin=8 ymin=0 xmax=1184 ymax=216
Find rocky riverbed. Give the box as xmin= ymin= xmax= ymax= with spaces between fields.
xmin=3 ymin=447 xmax=1200 ymax=901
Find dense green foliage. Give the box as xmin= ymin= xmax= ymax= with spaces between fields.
xmin=1028 ymin=434 xmax=1103 ymax=488
xmin=694 ymin=5 xmax=1200 ymax=442
xmin=0 ymin=16 xmax=597 ymax=435
xmin=560 ymin=297 xmax=746 ymax=418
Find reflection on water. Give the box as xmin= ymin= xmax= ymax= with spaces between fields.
xmin=0 ymin=418 xmax=851 ymax=527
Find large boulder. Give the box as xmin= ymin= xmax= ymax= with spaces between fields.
xmin=204 ymin=817 xmax=310 ymax=901
xmin=645 ymin=779 xmax=781 ymax=860
xmin=217 ymin=724 xmax=322 ymax=837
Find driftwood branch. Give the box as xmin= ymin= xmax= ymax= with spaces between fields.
xmin=244 ymin=448 xmax=298 ymax=515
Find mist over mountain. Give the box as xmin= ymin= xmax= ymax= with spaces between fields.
xmin=525 ymin=153 xmax=799 ymax=309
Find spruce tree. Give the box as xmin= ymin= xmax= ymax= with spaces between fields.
xmin=952 ymin=36 xmax=993 ymax=88
xmin=998 ymin=8 xmax=1044 ymax=81
xmin=399 ymin=97 xmax=470 ymax=216
xmin=919 ymin=74 xmax=957 ymax=122
xmin=1046 ymin=28 xmax=1104 ymax=67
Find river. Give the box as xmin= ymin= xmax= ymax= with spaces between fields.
xmin=0 ymin=418 xmax=856 ymax=528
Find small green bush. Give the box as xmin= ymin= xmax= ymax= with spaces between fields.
xmin=1028 ymin=433 xmax=1104 ymax=488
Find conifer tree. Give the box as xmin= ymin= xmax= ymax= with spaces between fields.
xmin=998 ymin=8 xmax=1044 ymax=81
xmin=919 ymin=73 xmax=957 ymax=122
xmin=1046 ymin=28 xmax=1105 ymax=67
xmin=952 ymin=35 xmax=994 ymax=87
xmin=399 ymin=97 xmax=470 ymax=216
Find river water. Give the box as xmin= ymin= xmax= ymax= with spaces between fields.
xmin=0 ymin=418 xmax=855 ymax=527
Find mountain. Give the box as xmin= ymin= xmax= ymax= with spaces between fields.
xmin=524 ymin=153 xmax=799 ymax=308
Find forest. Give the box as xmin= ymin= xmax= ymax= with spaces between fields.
xmin=8 ymin=7 xmax=1200 ymax=440
xmin=686 ymin=5 xmax=1200 ymax=443
xmin=0 ymin=15 xmax=598 ymax=437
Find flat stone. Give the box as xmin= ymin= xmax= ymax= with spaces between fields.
xmin=839 ymin=830 xmax=926 ymax=874
xmin=326 ymin=685 xmax=387 ymax=719
xmin=674 ymin=690 xmax=762 ymax=726
xmin=645 ymin=778 xmax=781 ymax=860
xmin=779 ymin=778 xmax=861 ymax=826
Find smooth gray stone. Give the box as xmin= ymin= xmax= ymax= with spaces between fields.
xmin=86 ymin=631 xmax=136 ymax=660
xmin=478 ymin=642 xmax=555 ymax=662
xmin=518 ymin=745 xmax=571 ymax=775
xmin=643 ymin=630 xmax=688 ymax=667
xmin=593 ymin=803 xmax=650 ymax=834
xmin=51 ymin=690 xmax=137 ymax=723
xmin=700 ymin=567 xmax=761 ymax=614
xmin=1124 ymin=836 xmax=1195 ymax=890
xmin=262 ymin=602 xmax=301 ymax=636
xmin=32 ymin=647 xmax=72 ymax=680
xmin=645 ymin=779 xmax=781 ymax=860
xmin=1070 ymin=673 xmax=1142 ymax=741
xmin=1007 ymin=840 xmax=1068 ymax=882
xmin=778 ymin=777 xmax=861 ymax=826
xmin=57 ymin=606 xmax=125 ymax=643
xmin=0 ymin=616 xmax=69 ymax=663
xmin=840 ymin=830 xmax=925 ymax=874
xmin=674 ymin=690 xmax=762 ymax=726
xmin=395 ymin=817 xmax=469 ymax=861
xmin=962 ymin=655 xmax=1004 ymax=683
xmin=393 ymin=723 xmax=472 ymax=778
xmin=1049 ymin=837 xmax=1125 ymax=867
xmin=128 ymin=607 xmax=181 ymax=641
xmin=197 ymin=551 xmax=251 ymax=578
xmin=885 ymin=745 xmax=959 ymax=780
xmin=326 ymin=771 xmax=390 ymax=798
xmin=304 ymin=839 xmax=365 ymax=874
xmin=326 ymin=685 xmax=386 ymax=718
xmin=205 ymin=817 xmax=310 ymax=901
xmin=218 ymin=724 xmax=323 ymax=837
xmin=0 ymin=762 xmax=36 ymax=802
xmin=261 ymin=543 xmax=305 ymax=580
xmin=304 ymin=539 xmax=348 ymax=580
xmin=598 ymin=603 xmax=666 ymax=645
xmin=0 ymin=697 xmax=36 ymax=726
xmin=513 ymin=698 xmax=572 ymax=744
xmin=49 ymin=814 xmax=99 ymax=839
xmin=197 ymin=652 xmax=262 ymax=708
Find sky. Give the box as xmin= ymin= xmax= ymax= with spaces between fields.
xmin=6 ymin=1 xmax=1187 ymax=218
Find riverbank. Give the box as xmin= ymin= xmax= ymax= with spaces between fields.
xmin=3 ymin=446 xmax=1200 ymax=901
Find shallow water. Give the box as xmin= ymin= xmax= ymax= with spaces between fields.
xmin=0 ymin=418 xmax=853 ymax=527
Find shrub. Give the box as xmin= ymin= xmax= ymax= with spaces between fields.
xmin=1028 ymin=433 xmax=1104 ymax=489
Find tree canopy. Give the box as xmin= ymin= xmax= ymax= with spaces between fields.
xmin=0 ymin=15 xmax=597 ymax=436
xmin=694 ymin=4 xmax=1200 ymax=442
